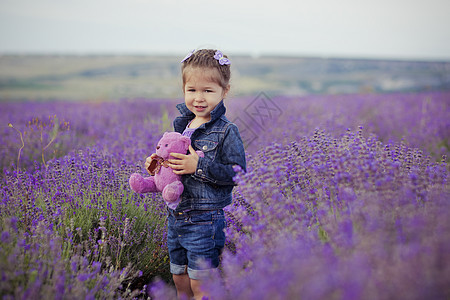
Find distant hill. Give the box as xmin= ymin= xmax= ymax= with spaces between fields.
xmin=0 ymin=54 xmax=449 ymax=101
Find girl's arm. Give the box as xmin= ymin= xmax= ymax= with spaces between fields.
xmin=193 ymin=124 xmax=246 ymax=185
xmin=169 ymin=124 xmax=246 ymax=185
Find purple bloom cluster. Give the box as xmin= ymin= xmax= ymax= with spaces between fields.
xmin=1 ymin=91 xmax=449 ymax=298
xmin=227 ymin=91 xmax=450 ymax=160
xmin=200 ymin=127 xmax=449 ymax=299
xmin=1 ymin=99 xmax=177 ymax=297
xmin=1 ymin=99 xmax=177 ymax=173
xmin=0 ymin=215 xmax=145 ymax=299
xmin=0 ymin=145 xmax=171 ymax=296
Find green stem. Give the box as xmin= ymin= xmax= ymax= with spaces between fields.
xmin=8 ymin=123 xmax=25 ymax=174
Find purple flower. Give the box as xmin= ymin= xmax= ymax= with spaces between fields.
xmin=213 ymin=50 xmax=231 ymax=65
xmin=71 ymin=261 xmax=78 ymax=273
xmin=1 ymin=230 xmax=10 ymax=243
xmin=181 ymin=49 xmax=195 ymax=63
xmin=10 ymin=216 xmax=18 ymax=231
xmin=77 ymin=273 xmax=90 ymax=282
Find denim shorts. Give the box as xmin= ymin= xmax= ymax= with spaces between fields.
xmin=167 ymin=209 xmax=226 ymax=280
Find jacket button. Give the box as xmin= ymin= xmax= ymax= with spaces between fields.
xmin=202 ymin=145 xmax=208 ymax=151
xmin=197 ymin=169 xmax=203 ymax=175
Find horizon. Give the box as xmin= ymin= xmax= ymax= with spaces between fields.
xmin=1 ymin=51 xmax=449 ymax=63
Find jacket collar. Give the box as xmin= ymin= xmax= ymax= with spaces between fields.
xmin=176 ymin=100 xmax=226 ymax=124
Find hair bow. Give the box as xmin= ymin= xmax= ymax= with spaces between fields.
xmin=214 ymin=50 xmax=231 ymax=65
xmin=181 ymin=49 xmax=195 ymax=63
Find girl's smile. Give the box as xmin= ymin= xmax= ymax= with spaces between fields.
xmin=194 ymin=105 xmax=207 ymax=112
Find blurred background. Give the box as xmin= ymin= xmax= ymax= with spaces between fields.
xmin=1 ymin=0 xmax=450 ymax=101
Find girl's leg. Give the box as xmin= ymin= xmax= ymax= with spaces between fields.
xmin=190 ymin=278 xmax=206 ymax=300
xmin=173 ymin=273 xmax=193 ymax=299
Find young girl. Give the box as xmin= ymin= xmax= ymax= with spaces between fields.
xmin=145 ymin=49 xmax=246 ymax=299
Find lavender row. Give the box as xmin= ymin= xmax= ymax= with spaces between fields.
xmin=1 ymin=99 xmax=177 ymax=174
xmin=1 ymin=99 xmax=179 ymax=297
xmin=196 ymin=128 xmax=449 ymax=299
xmin=1 ymin=91 xmax=449 ymax=298
xmin=1 ymin=142 xmax=172 ymax=297
xmin=226 ymin=91 xmax=449 ymax=159
xmin=2 ymin=92 xmax=449 ymax=175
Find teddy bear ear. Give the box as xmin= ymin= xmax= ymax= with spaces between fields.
xmin=181 ymin=136 xmax=191 ymax=149
xmin=162 ymin=132 xmax=169 ymax=138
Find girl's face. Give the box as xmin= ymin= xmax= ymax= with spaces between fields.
xmin=183 ymin=67 xmax=229 ymax=124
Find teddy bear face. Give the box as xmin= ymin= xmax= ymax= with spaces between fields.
xmin=155 ymin=132 xmax=191 ymax=159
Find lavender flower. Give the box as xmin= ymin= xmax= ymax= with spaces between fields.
xmin=1 ymin=92 xmax=449 ymax=299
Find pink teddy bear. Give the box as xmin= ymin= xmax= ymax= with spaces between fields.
xmin=129 ymin=131 xmax=203 ymax=209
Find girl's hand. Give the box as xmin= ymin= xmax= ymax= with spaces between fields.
xmin=168 ymin=145 xmax=199 ymax=175
xmin=145 ymin=153 xmax=158 ymax=170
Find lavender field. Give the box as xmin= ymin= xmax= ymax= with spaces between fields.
xmin=1 ymin=91 xmax=449 ymax=299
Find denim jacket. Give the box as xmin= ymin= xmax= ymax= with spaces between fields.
xmin=173 ymin=100 xmax=246 ymax=212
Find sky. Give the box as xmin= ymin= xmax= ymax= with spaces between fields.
xmin=1 ymin=0 xmax=450 ymax=60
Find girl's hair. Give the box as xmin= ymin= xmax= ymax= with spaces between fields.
xmin=181 ymin=49 xmax=231 ymax=90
